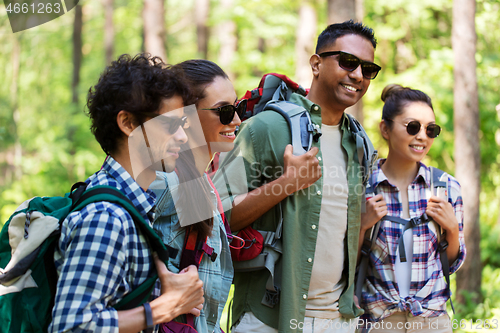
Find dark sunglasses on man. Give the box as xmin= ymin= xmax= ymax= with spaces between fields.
xmin=385 ymin=119 xmax=441 ymax=138
xmin=202 ymin=99 xmax=247 ymax=125
xmin=318 ymin=51 xmax=382 ymax=80
xmin=142 ymin=113 xmax=189 ymax=135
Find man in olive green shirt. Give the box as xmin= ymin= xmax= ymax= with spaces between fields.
xmin=213 ymin=20 xmax=380 ymax=333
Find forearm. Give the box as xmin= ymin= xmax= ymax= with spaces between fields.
xmin=117 ymin=300 xmax=179 ymax=333
xmin=118 ymin=307 xmax=151 ymax=333
xmin=230 ymin=176 xmax=295 ymax=231
xmin=444 ymin=228 xmax=460 ymax=264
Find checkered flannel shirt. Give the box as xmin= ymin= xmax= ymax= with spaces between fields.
xmin=49 ymin=157 xmax=159 ymax=333
xmin=360 ymin=159 xmax=466 ymax=322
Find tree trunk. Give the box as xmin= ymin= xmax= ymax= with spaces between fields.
xmin=102 ymin=0 xmax=114 ymax=65
xmin=72 ymin=5 xmax=82 ymax=105
xmin=67 ymin=4 xmax=84 ymax=180
xmin=452 ymin=0 xmax=482 ymax=306
xmin=355 ymin=0 xmax=364 ymax=22
xmin=327 ymin=0 xmax=356 ymax=24
xmin=12 ymin=36 xmax=22 ymax=181
xmin=143 ymin=0 xmax=167 ymax=62
xmin=295 ymin=0 xmax=317 ymax=88
xmin=217 ymin=0 xmax=237 ymax=81
xmin=327 ymin=0 xmax=365 ymax=124
xmin=194 ymin=0 xmax=210 ymax=59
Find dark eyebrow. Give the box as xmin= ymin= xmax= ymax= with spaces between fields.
xmin=210 ymin=98 xmax=238 ymax=108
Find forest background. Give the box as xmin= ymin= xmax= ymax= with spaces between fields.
xmin=0 ymin=0 xmax=499 ymax=331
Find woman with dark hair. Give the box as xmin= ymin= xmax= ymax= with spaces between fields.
xmin=151 ymin=59 xmax=244 ymax=332
xmin=357 ymin=84 xmax=466 ymax=332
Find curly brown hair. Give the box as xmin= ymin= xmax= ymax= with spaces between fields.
xmin=86 ymin=53 xmax=194 ymax=155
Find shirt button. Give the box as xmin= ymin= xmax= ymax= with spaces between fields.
xmin=318 ymin=157 xmax=322 ymax=161
xmin=317 ymin=191 xmax=321 ymax=195
xmin=303 ymin=294 xmax=308 ymax=299
xmin=313 ymin=105 xmax=319 ymax=111
xmin=307 ymin=258 xmax=312 ymax=263
xmin=311 ymin=224 xmax=317 ymax=230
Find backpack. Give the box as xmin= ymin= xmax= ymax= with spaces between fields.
xmin=227 ymin=73 xmax=378 ymax=308
xmin=0 ymin=182 xmax=176 ymax=333
xmin=355 ymin=166 xmax=455 ymax=312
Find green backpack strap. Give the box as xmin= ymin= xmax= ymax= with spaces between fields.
xmin=70 ymin=184 xmax=177 ymax=310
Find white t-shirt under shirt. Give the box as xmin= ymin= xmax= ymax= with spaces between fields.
xmin=305 ymin=123 xmax=349 ymax=319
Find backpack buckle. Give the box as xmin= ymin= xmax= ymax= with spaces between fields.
xmin=261 ymin=288 xmax=280 ymax=308
xmin=409 ymin=217 xmax=422 ymax=228
xmin=438 ymin=240 xmax=449 ymax=252
xmin=312 ymin=124 xmax=322 ymax=142
xmin=361 ymin=239 xmax=371 ymax=256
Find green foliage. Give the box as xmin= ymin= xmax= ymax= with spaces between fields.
xmin=1 ymin=0 xmax=500 ymax=327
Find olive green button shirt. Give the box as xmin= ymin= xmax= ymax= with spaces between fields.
xmin=213 ymin=93 xmax=365 ymax=332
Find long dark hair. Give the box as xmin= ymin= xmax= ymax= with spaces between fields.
xmin=170 ymin=59 xmax=230 ymax=240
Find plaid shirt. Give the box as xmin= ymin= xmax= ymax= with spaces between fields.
xmin=151 ymin=171 xmax=233 ymax=333
xmin=360 ymin=159 xmax=466 ymax=322
xmin=50 ymin=157 xmax=160 ymax=333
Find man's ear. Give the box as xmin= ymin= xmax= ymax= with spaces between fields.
xmin=117 ymin=110 xmax=138 ymax=137
xmin=310 ymin=54 xmax=321 ymax=78
xmin=379 ymin=120 xmax=390 ymax=140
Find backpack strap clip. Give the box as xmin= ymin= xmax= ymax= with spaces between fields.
xmin=312 ymin=123 xmax=322 ymax=142
xmin=196 ymin=241 xmax=217 ymax=262
xmin=438 ymin=239 xmax=449 ymax=252
xmin=262 ymin=288 xmax=280 ymax=308
xmin=361 ymin=238 xmax=372 ymax=257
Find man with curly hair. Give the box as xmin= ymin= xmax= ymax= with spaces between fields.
xmin=49 ymin=54 xmax=204 ymax=333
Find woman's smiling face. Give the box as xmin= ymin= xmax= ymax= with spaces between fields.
xmin=382 ymin=101 xmax=437 ymax=164
xmin=195 ymin=76 xmax=241 ymax=155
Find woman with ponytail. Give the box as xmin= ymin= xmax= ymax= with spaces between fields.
xmin=151 ymin=59 xmax=244 ymax=332
xmin=358 ymin=84 xmax=466 ymax=332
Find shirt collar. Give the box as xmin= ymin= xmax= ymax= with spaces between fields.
xmin=100 ymin=156 xmax=156 ymax=221
xmin=289 ymin=93 xmax=349 ymax=130
xmin=371 ymin=159 xmax=429 ymax=191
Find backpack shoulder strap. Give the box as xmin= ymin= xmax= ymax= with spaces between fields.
xmin=71 ymin=185 xmax=176 ymax=263
xmin=70 ymin=184 xmax=181 ymax=311
xmin=346 ymin=113 xmax=377 ymax=186
xmin=355 ymin=181 xmax=381 ymax=302
xmin=265 ymin=100 xmax=321 ymax=156
xmin=428 ymin=167 xmax=455 ymax=313
xmin=430 ymin=167 xmax=448 ymax=194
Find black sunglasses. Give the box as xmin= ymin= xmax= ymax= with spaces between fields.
xmin=155 ymin=116 xmax=189 ymax=135
xmin=202 ymin=99 xmax=247 ymax=125
xmin=318 ymin=51 xmax=381 ymax=80
xmin=386 ymin=119 xmax=441 ymax=138
xmin=142 ymin=113 xmax=189 ymax=135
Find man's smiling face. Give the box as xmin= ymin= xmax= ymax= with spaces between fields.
xmin=315 ymin=34 xmax=375 ymax=112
